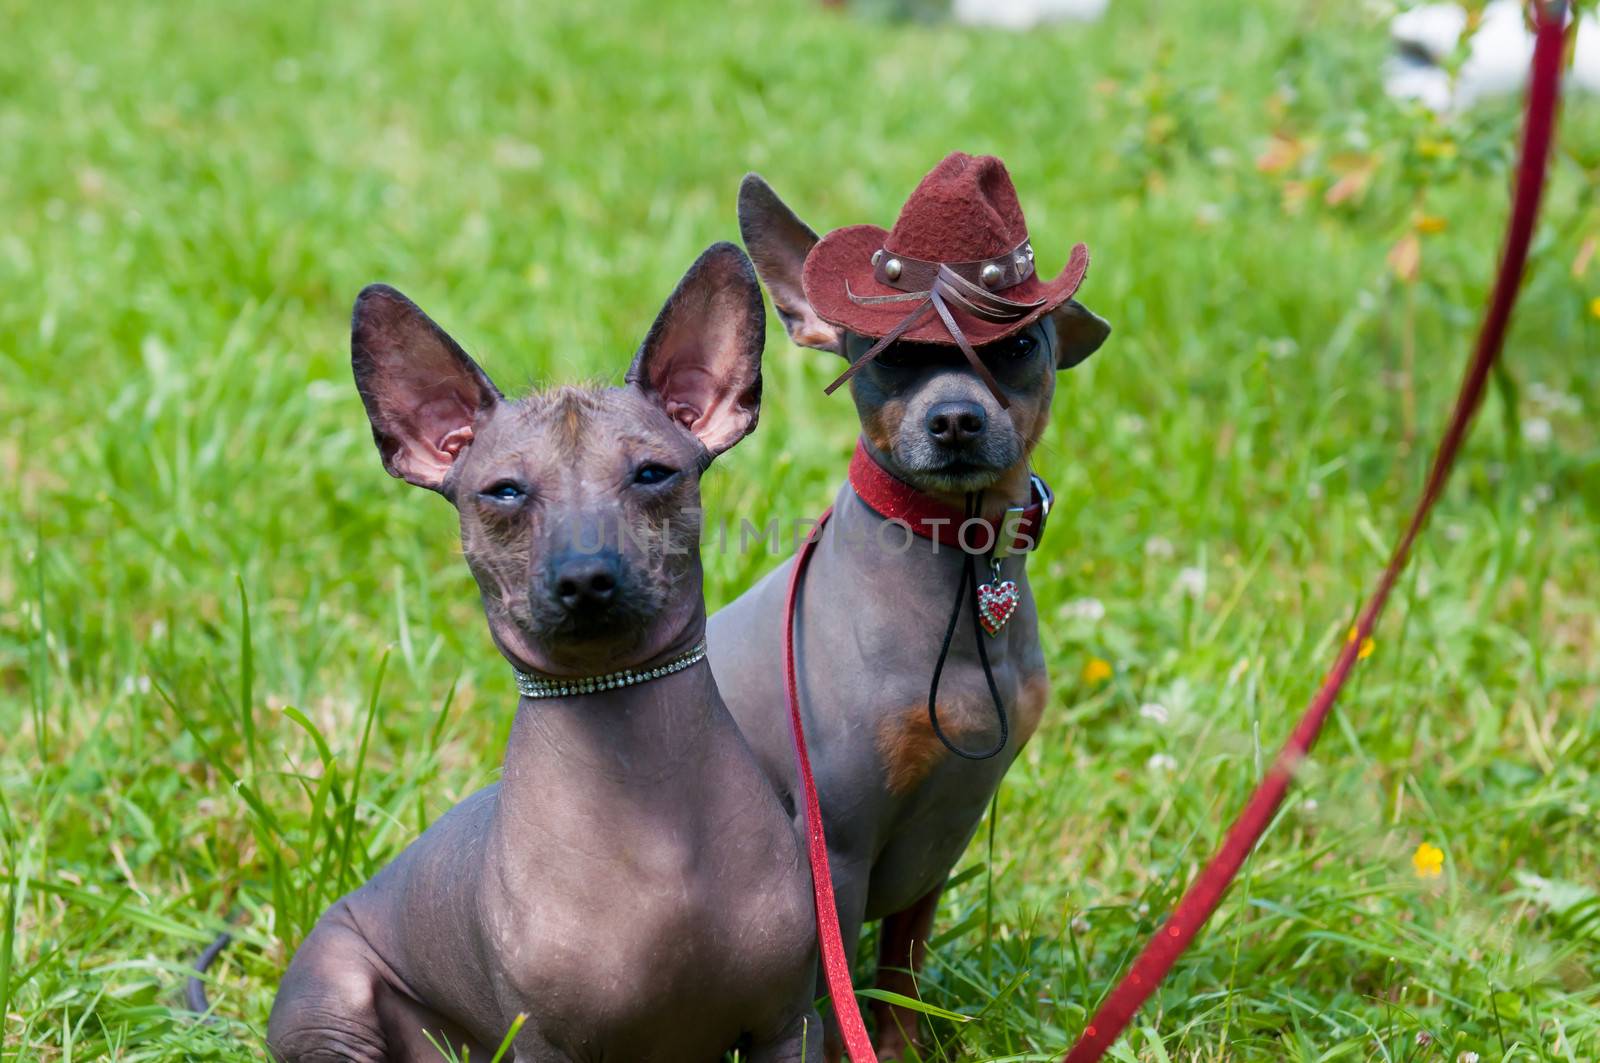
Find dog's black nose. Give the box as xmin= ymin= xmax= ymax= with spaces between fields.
xmin=925 ymin=401 xmax=987 ymax=446
xmin=551 ymin=552 xmax=620 ymax=610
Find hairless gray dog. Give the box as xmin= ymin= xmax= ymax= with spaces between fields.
xmin=707 ymin=169 xmax=1110 ymax=1061
xmin=263 ymin=243 xmax=822 ymax=1062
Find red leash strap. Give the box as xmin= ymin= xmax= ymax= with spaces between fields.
xmin=1062 ymin=7 xmax=1569 ymax=1062
xmin=783 ymin=505 xmax=877 ymax=1063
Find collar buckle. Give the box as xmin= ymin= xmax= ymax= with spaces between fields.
xmin=992 ymin=504 xmax=1030 ymax=562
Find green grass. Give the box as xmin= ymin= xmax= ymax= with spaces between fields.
xmin=3 ymin=0 xmax=1599 ymax=1058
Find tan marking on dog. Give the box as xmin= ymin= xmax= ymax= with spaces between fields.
xmin=877 ymin=707 xmax=948 ymax=797
xmin=876 ymin=671 xmax=1049 ymax=795
xmin=1011 ymin=669 xmax=1051 ymax=745
xmin=859 ymin=396 xmax=905 ymax=457
xmin=543 ymin=386 xmax=598 ymax=452
xmin=1010 ymin=371 xmax=1054 ymax=456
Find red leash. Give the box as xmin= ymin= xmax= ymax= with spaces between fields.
xmin=1062 ymin=6 xmax=1568 ymax=1060
xmin=782 ymin=504 xmax=879 ymax=1063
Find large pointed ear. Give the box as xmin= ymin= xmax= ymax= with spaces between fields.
xmin=737 ymin=173 xmax=842 ymax=355
xmin=351 ymin=284 xmax=501 ymax=492
xmin=1050 ymin=299 xmax=1112 ymax=370
xmin=626 ymin=242 xmax=765 ymax=458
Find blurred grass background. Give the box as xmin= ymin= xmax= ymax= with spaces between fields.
xmin=2 ymin=0 xmax=1598 ymax=1058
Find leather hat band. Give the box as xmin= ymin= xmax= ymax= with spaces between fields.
xmin=870 ymin=235 xmax=1035 ymax=294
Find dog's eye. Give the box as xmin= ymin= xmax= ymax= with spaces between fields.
xmin=634 ymin=463 xmax=678 ymax=486
xmin=993 ymin=334 xmax=1037 ymax=361
xmin=481 ymin=480 xmax=526 ymax=503
xmin=874 ymin=344 xmax=915 ymax=369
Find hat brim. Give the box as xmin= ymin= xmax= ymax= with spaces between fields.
xmin=801 ymin=224 xmax=1089 ymax=346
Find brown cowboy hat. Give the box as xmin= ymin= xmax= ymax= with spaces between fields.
xmin=801 ymin=152 xmax=1090 ymax=350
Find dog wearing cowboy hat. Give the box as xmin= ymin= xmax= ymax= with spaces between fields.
xmin=707 ymin=152 xmax=1110 ymax=1060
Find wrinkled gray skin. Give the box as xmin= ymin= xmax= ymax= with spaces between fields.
xmin=708 ymin=177 xmax=1110 ymax=1061
xmin=267 ymin=243 xmax=822 ymax=1063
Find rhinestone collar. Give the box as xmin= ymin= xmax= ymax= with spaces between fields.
xmin=512 ymin=640 xmax=708 ymax=699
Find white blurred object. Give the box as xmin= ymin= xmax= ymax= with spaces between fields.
xmin=952 ymin=0 xmax=1108 ymax=31
xmin=1386 ymin=1 xmax=1600 ymax=112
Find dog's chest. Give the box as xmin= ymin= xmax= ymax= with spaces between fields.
xmin=482 ymin=806 xmax=815 ymax=1055
xmin=799 ymin=553 xmax=1051 ymax=850
xmin=871 ymin=664 xmax=1048 ymax=796
xmin=859 ymin=663 xmax=1051 ymax=916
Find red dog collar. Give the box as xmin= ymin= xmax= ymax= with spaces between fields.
xmin=846 ymin=440 xmax=1051 ymax=555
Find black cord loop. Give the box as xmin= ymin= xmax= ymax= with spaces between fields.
xmin=926 ymin=492 xmax=1011 ymax=760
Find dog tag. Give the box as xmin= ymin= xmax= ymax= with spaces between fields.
xmin=977 ymin=572 xmax=1019 ymax=637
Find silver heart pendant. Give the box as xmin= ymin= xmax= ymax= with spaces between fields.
xmin=977 ymin=578 xmax=1019 ymax=637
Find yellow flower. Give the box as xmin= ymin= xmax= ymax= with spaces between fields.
xmin=1589 ymin=296 xmax=1600 ymax=320
xmin=1413 ymin=842 xmax=1444 ymax=879
xmin=1417 ymin=137 xmax=1458 ymax=160
xmin=1415 ymin=214 xmax=1448 ymax=235
xmin=1347 ymin=626 xmax=1376 ymax=660
xmin=1082 ymin=657 xmax=1113 ymax=684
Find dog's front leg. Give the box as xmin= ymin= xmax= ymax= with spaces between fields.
xmin=869 ymin=883 xmax=942 ymax=1062
xmin=265 ymin=918 xmax=394 ymax=1063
